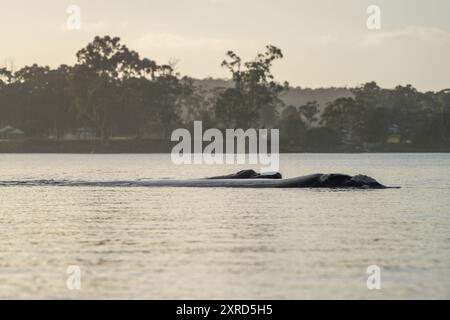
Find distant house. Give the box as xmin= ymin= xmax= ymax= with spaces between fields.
xmin=0 ymin=125 xmax=25 ymax=139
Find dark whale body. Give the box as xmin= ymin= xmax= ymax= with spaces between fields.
xmin=0 ymin=169 xmax=393 ymax=189
xmin=204 ymin=169 xmax=387 ymax=189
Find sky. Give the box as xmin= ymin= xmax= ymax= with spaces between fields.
xmin=0 ymin=0 xmax=449 ymax=91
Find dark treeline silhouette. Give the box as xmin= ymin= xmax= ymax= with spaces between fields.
xmin=1 ymin=35 xmax=449 ymax=152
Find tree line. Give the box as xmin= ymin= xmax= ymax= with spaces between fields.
xmin=1 ymin=35 xmax=449 ymax=151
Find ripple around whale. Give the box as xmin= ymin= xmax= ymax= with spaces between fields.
xmin=0 ymin=170 xmax=398 ymax=189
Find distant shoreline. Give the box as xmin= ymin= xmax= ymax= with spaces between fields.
xmin=0 ymin=139 xmax=449 ymax=153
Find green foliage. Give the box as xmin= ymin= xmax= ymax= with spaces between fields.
xmin=303 ymin=127 xmax=340 ymax=151
xmin=279 ymin=105 xmax=306 ymax=146
xmin=0 ymin=36 xmax=449 ymax=151
xmin=321 ymin=97 xmax=363 ymax=144
xmin=319 ymin=82 xmax=450 ymax=149
xmin=299 ymin=101 xmax=319 ymax=128
xmin=215 ymin=45 xmax=288 ymax=128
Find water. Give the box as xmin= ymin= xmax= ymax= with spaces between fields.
xmin=0 ymin=153 xmax=449 ymax=299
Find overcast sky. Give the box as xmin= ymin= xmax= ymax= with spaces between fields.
xmin=1 ymin=0 xmax=449 ymax=91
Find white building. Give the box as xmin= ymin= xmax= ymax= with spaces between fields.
xmin=0 ymin=125 xmax=25 ymax=139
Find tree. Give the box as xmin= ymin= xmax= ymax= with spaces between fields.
xmin=303 ymin=127 xmax=340 ymax=151
xmin=321 ymin=97 xmax=362 ymax=144
xmin=436 ymin=89 xmax=450 ymax=146
xmin=279 ymin=105 xmax=306 ymax=147
xmin=40 ymin=65 xmax=76 ymax=140
xmin=75 ymin=35 xmax=155 ymax=80
xmin=138 ymin=65 xmax=192 ymax=138
xmin=299 ymin=101 xmax=319 ymax=129
xmin=215 ymin=45 xmax=288 ymax=128
xmin=0 ymin=68 xmax=13 ymax=87
xmin=71 ymin=36 xmax=158 ymax=141
xmin=181 ymin=80 xmax=216 ymax=129
xmin=351 ymin=82 xmax=391 ymax=143
xmin=1 ymin=35 xmax=450 ymax=153
xmin=8 ymin=64 xmax=56 ymax=136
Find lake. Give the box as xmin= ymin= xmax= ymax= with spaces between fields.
xmin=0 ymin=153 xmax=449 ymax=299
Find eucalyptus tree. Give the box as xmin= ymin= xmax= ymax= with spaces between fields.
xmin=215 ymin=45 xmax=288 ymax=128
xmin=72 ymin=36 xmax=158 ymax=141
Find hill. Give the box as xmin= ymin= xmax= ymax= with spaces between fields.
xmin=192 ymin=78 xmax=353 ymax=111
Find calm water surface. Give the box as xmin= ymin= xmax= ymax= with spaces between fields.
xmin=0 ymin=153 xmax=449 ymax=299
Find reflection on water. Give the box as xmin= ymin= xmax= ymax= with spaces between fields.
xmin=0 ymin=154 xmax=449 ymax=299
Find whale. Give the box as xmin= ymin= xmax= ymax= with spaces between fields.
xmin=204 ymin=169 xmax=389 ymax=189
xmin=0 ymin=170 xmax=395 ymax=189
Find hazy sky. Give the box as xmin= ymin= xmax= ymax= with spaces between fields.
xmin=1 ymin=0 xmax=449 ymax=91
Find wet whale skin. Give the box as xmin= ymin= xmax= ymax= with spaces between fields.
xmin=203 ymin=170 xmax=387 ymax=189
xmin=0 ymin=170 xmax=388 ymax=189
